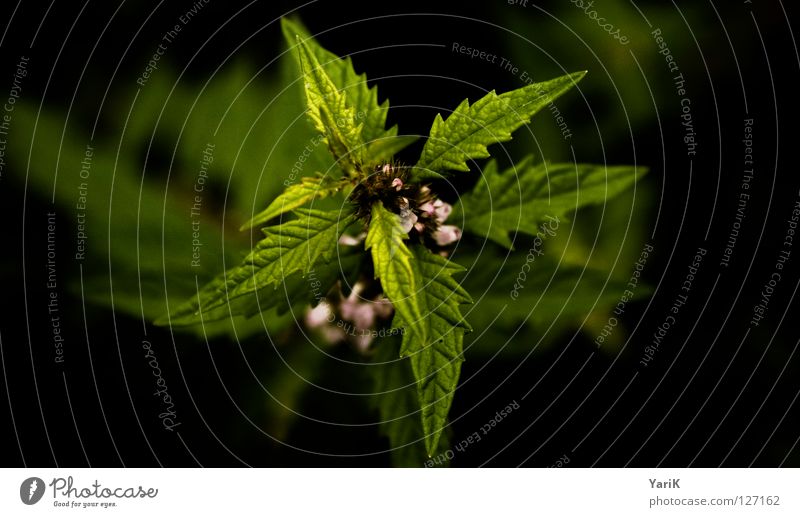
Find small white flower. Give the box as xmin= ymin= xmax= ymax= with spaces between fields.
xmin=340 ymin=283 xmax=365 ymax=321
xmin=352 ymin=303 xmax=376 ymax=331
xmin=373 ymin=297 xmax=394 ymax=319
xmin=433 ymin=199 xmax=452 ymax=223
xmin=399 ymin=205 xmax=418 ymax=233
xmin=320 ymin=325 xmax=346 ymax=345
xmin=418 ymin=201 xmax=435 ymax=216
xmin=339 ymin=232 xmax=366 ymax=246
xmin=339 ymin=298 xmax=356 ymax=322
xmin=305 ymin=301 xmax=333 ymax=328
xmin=350 ymin=281 xmax=366 ymax=298
xmin=433 ymin=225 xmax=462 ymax=246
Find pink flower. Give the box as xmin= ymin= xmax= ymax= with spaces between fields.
xmin=433 ymin=199 xmax=452 ymax=223
xmin=352 ymin=303 xmax=376 ymax=331
xmin=373 ymin=297 xmax=394 ymax=319
xmin=433 ymin=225 xmax=462 ymax=246
xmin=418 ymin=201 xmax=435 ymax=216
xmin=305 ymin=301 xmax=333 ymax=328
xmin=339 ymin=283 xmax=365 ymax=321
xmin=320 ymin=325 xmax=346 ymax=345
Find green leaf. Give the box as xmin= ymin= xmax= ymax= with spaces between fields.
xmin=370 ymin=338 xmax=447 ymax=467
xmin=366 ymin=213 xmax=472 ymax=455
xmin=399 ymin=246 xmax=472 ymax=456
xmin=452 ymin=157 xmax=648 ymax=248
xmin=414 ymin=71 xmax=586 ymax=177
xmin=366 ymin=134 xmax=420 ymax=162
xmin=365 ymin=202 xmax=428 ymax=343
xmin=281 ymin=18 xmax=418 ymax=161
xmin=295 ymin=37 xmax=364 ymax=164
xmin=159 ymin=208 xmax=355 ymax=324
xmin=281 ymin=18 xmax=400 ymax=150
xmin=240 ymin=176 xmax=346 ymax=230
xmin=156 ymin=248 xmax=360 ymax=326
xmin=339 ymin=67 xmax=392 ymax=148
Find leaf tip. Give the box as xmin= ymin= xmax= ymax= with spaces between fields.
xmin=573 ymin=70 xmax=589 ymax=82
xmin=425 ymin=434 xmax=442 ymax=458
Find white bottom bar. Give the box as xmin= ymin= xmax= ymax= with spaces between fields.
xmin=2 ymin=468 xmax=797 ymax=516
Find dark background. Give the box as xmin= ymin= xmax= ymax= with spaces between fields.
xmin=1 ymin=0 xmax=799 ymax=466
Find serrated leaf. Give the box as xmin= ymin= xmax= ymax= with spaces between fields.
xmin=156 ymin=248 xmax=360 ymax=326
xmin=342 ymin=72 xmax=393 ymax=147
xmin=364 ymin=225 xmax=474 ymax=455
xmin=398 ymin=246 xmax=472 ymax=456
xmin=240 ymin=176 xmax=346 ymax=230
xmin=295 ymin=37 xmax=364 ymax=164
xmin=283 ymin=18 xmax=405 ymax=163
xmin=159 ymin=208 xmax=355 ymax=324
xmin=366 ymin=214 xmax=471 ymax=454
xmin=365 ymin=202 xmax=428 ymax=344
xmin=414 ymin=71 xmax=586 ymax=177
xmin=224 ymin=208 xmax=353 ymax=303
xmin=452 ymin=157 xmax=647 ymax=248
xmin=370 ymin=338 xmax=449 ymax=467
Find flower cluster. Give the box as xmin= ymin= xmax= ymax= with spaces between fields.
xmin=305 ymin=162 xmax=463 ymax=348
xmin=304 ymin=281 xmax=395 ymax=352
xmin=348 ymin=162 xmax=462 ymax=247
xmin=417 ymin=195 xmax=461 ymax=246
